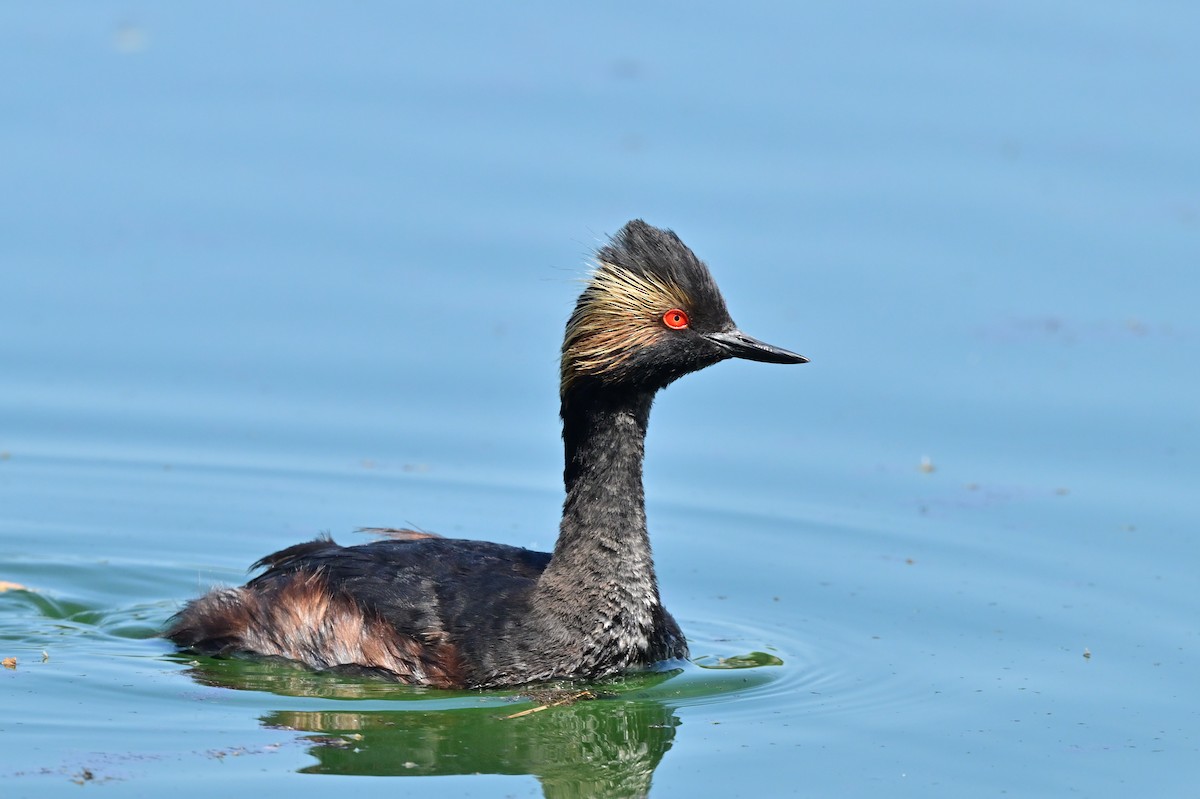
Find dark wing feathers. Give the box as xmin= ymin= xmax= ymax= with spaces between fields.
xmin=247 ymin=536 xmax=552 ymax=641
xmin=248 ymin=534 xmax=340 ymax=572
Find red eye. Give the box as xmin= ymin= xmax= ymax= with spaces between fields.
xmin=663 ymin=308 xmax=689 ymax=330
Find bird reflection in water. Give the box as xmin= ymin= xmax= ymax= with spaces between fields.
xmin=177 ymin=656 xmax=682 ymax=799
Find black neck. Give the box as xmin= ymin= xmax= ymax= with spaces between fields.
xmin=534 ymin=382 xmax=662 ymax=638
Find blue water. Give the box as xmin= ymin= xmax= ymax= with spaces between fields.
xmin=2 ymin=2 xmax=1197 ymax=796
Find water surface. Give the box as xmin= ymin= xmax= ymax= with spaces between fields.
xmin=2 ymin=2 xmax=1197 ymax=796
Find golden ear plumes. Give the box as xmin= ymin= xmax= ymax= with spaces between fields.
xmin=561 ymin=261 xmax=693 ymax=394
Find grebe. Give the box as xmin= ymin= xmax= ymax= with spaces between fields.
xmin=166 ymin=220 xmax=807 ymax=688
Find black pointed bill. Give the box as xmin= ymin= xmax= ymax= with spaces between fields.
xmin=706 ymin=329 xmax=809 ymax=364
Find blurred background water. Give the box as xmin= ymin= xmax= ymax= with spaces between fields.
xmin=1 ymin=2 xmax=1197 ymax=796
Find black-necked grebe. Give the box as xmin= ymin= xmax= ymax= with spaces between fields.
xmin=166 ymin=220 xmax=807 ymax=688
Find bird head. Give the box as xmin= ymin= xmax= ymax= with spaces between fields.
xmin=561 ymin=220 xmax=806 ymax=398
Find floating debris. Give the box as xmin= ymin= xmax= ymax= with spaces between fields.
xmin=1083 ymin=648 xmax=1092 ymax=660
xmin=504 ymin=690 xmax=596 ymax=719
xmin=919 ymin=456 xmax=936 ymax=474
xmin=3 ymin=657 xmax=17 ymax=670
